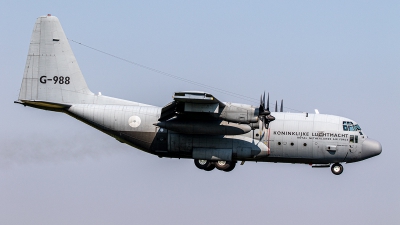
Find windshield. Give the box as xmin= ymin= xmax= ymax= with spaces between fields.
xmin=343 ymin=122 xmax=362 ymax=130
xmin=343 ymin=121 xmax=353 ymax=131
xmin=343 ymin=121 xmax=363 ymax=135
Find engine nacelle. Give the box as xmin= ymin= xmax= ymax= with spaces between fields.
xmin=219 ymin=103 xmax=259 ymax=124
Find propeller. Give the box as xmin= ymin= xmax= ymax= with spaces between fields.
xmin=274 ymin=99 xmax=284 ymax=112
xmin=258 ymin=92 xmax=275 ymax=130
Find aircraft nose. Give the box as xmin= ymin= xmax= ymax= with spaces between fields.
xmin=361 ymin=138 xmax=382 ymax=160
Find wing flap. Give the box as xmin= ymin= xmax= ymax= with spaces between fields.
xmin=158 ymin=91 xmax=225 ymax=121
xmin=173 ymin=91 xmax=223 ymax=104
xmin=159 ymin=101 xmax=177 ymax=121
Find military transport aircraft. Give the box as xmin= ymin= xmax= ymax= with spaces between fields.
xmin=15 ymin=15 xmax=382 ymax=175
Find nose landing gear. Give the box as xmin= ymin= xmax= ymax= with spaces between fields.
xmin=331 ymin=163 xmax=344 ymax=175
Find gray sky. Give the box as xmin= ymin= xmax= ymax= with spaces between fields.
xmin=1 ymin=1 xmax=399 ymax=224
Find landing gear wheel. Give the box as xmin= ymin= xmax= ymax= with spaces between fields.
xmin=215 ymin=161 xmax=236 ymax=172
xmin=223 ymin=161 xmax=236 ymax=172
xmin=331 ymin=163 xmax=343 ymax=175
xmin=204 ymin=163 xmax=215 ymax=171
xmin=215 ymin=161 xmax=230 ymax=170
xmin=194 ymin=159 xmax=215 ymax=171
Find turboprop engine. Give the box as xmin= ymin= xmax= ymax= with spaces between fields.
xmin=219 ymin=93 xmax=275 ymax=130
xmin=218 ymin=103 xmax=259 ymax=124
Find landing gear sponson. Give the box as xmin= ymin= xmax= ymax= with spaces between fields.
xmin=197 ymin=159 xmax=346 ymax=175
xmin=194 ymin=159 xmax=236 ymax=172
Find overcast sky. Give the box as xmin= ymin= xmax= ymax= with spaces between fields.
xmin=1 ymin=1 xmax=399 ymax=224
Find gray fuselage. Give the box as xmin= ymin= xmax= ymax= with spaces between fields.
xmin=66 ymin=100 xmax=378 ymax=165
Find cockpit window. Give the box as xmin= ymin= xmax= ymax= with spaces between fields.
xmin=343 ymin=121 xmax=364 ymax=134
xmin=343 ymin=122 xmax=349 ymax=131
xmin=343 ymin=121 xmax=363 ymax=132
xmin=354 ymin=124 xmax=363 ymax=134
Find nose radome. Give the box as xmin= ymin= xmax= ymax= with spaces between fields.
xmin=361 ymin=138 xmax=382 ymax=160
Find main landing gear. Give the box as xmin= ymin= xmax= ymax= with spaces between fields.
xmin=194 ymin=159 xmax=236 ymax=172
xmin=331 ymin=163 xmax=344 ymax=175
xmin=194 ymin=159 xmax=215 ymax=171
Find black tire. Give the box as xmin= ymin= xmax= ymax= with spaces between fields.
xmin=331 ymin=163 xmax=343 ymax=175
xmin=194 ymin=159 xmax=213 ymax=171
xmin=215 ymin=160 xmax=231 ymax=171
xmin=204 ymin=163 xmax=215 ymax=171
xmin=223 ymin=161 xmax=236 ymax=172
xmin=215 ymin=161 xmax=236 ymax=172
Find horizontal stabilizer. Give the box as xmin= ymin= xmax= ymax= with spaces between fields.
xmin=14 ymin=100 xmax=71 ymax=110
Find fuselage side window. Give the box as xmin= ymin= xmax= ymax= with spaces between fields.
xmin=355 ymin=135 xmax=358 ymax=143
xmin=350 ymin=135 xmax=354 ymax=143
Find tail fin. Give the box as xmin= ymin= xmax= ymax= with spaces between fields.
xmin=18 ymin=15 xmax=93 ymax=107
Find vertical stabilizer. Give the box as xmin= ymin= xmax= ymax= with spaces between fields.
xmin=18 ymin=15 xmax=93 ymax=105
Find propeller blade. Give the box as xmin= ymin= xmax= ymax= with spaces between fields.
xmin=258 ymin=116 xmax=264 ymax=140
xmin=280 ymin=99 xmax=283 ymax=112
xmin=259 ymin=93 xmax=265 ymax=114
xmin=263 ymin=92 xmax=266 ymax=110
xmin=266 ymin=93 xmax=270 ymax=111
xmin=275 ymin=100 xmax=278 ymax=112
xmin=260 ymin=94 xmax=263 ymax=107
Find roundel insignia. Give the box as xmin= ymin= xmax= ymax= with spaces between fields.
xmin=128 ymin=115 xmax=141 ymax=128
